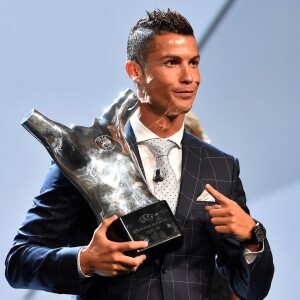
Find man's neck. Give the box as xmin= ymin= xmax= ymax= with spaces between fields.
xmin=138 ymin=105 xmax=184 ymax=138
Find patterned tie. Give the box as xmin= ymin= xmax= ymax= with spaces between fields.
xmin=143 ymin=138 xmax=178 ymax=214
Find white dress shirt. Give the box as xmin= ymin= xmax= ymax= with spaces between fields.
xmin=130 ymin=109 xmax=184 ymax=200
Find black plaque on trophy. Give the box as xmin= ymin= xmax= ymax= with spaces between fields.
xmin=21 ymin=89 xmax=183 ymax=258
xmin=107 ymin=200 xmax=183 ymax=258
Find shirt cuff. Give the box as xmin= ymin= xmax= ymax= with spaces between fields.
xmin=77 ymin=246 xmax=94 ymax=278
xmin=243 ymin=241 xmax=265 ymax=264
xmin=78 ymin=246 xmax=113 ymax=277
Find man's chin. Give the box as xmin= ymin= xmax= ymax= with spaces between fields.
xmin=167 ymin=106 xmax=192 ymax=118
xmin=164 ymin=112 xmax=187 ymax=123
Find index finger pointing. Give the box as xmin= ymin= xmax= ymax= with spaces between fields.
xmin=205 ymin=184 xmax=231 ymax=205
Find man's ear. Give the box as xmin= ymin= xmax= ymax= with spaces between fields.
xmin=125 ymin=61 xmax=143 ymax=82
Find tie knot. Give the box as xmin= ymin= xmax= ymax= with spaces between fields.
xmin=143 ymin=138 xmax=176 ymax=157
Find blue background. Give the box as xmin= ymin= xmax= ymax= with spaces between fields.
xmin=1 ymin=1 xmax=299 ymax=299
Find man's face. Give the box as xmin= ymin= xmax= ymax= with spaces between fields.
xmin=139 ymin=33 xmax=200 ymax=119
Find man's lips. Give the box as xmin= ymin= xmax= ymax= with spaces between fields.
xmin=174 ymin=90 xmax=195 ymax=93
xmin=174 ymin=90 xmax=196 ymax=98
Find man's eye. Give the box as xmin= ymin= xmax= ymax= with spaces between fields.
xmin=166 ymin=60 xmax=177 ymax=66
xmin=191 ymin=60 xmax=199 ymax=66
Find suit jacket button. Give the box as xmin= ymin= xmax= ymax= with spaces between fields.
xmin=161 ymin=266 xmax=168 ymax=274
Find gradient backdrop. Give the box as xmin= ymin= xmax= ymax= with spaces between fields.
xmin=1 ymin=1 xmax=299 ymax=299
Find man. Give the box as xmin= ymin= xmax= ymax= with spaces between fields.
xmin=5 ymin=9 xmax=274 ymax=299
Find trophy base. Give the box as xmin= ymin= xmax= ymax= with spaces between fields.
xmin=106 ymin=200 xmax=183 ymax=258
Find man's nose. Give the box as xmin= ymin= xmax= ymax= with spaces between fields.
xmin=179 ymin=65 xmax=194 ymax=84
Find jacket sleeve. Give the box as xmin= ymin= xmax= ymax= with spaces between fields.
xmin=217 ymin=158 xmax=274 ymax=300
xmin=5 ymin=162 xmax=95 ymax=295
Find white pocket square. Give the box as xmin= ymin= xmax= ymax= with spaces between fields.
xmin=196 ymin=190 xmax=215 ymax=202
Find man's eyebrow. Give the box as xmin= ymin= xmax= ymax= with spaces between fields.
xmin=191 ymin=54 xmax=200 ymax=60
xmin=160 ymin=54 xmax=200 ymax=60
xmin=160 ymin=55 xmax=180 ymax=60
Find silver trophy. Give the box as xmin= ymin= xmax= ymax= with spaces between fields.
xmin=21 ymin=89 xmax=183 ymax=258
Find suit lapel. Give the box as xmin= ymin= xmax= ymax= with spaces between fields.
xmin=175 ymin=132 xmax=205 ymax=229
xmin=125 ymin=121 xmax=146 ymax=178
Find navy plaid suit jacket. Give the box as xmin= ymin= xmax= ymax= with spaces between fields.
xmin=5 ymin=122 xmax=274 ymax=300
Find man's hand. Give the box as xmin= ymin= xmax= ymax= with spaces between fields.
xmin=204 ymin=184 xmax=256 ymax=241
xmin=80 ymin=215 xmax=147 ymax=277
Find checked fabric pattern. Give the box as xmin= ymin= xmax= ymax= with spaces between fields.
xmin=143 ymin=138 xmax=178 ymax=214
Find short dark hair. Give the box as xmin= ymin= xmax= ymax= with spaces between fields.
xmin=127 ymin=9 xmax=194 ymax=66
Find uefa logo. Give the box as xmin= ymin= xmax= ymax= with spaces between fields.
xmin=139 ymin=214 xmax=154 ymax=224
xmin=95 ymin=135 xmax=115 ymax=151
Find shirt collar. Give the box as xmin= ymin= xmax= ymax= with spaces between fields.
xmin=130 ymin=108 xmax=184 ymax=148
